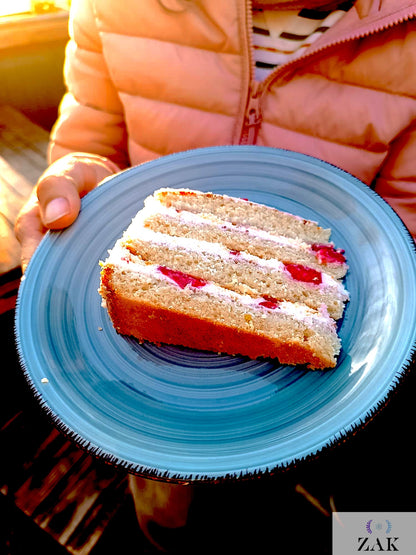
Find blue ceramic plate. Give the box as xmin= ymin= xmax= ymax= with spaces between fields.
xmin=15 ymin=147 xmax=416 ymax=482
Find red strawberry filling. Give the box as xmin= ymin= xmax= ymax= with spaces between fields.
xmin=311 ymin=243 xmax=346 ymax=264
xmin=258 ymin=295 xmax=280 ymax=310
xmin=284 ymin=263 xmax=322 ymax=285
xmin=158 ymin=266 xmax=207 ymax=289
xmin=259 ymin=300 xmax=279 ymax=309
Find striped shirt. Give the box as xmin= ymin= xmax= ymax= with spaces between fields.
xmin=252 ymin=2 xmax=354 ymax=81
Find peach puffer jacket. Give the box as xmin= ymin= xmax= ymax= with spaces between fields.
xmin=49 ymin=0 xmax=416 ymax=236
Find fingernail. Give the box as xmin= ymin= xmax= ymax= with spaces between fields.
xmin=44 ymin=198 xmax=70 ymax=224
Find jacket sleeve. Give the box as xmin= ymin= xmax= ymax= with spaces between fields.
xmin=374 ymin=123 xmax=416 ymax=239
xmin=48 ymin=0 xmax=129 ymax=169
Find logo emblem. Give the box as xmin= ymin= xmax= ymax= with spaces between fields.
xmin=366 ymin=519 xmax=393 ymax=535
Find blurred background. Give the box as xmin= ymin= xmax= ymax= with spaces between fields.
xmin=0 ymin=1 xmax=70 ymax=130
xmin=0 ymin=0 xmax=70 ymax=275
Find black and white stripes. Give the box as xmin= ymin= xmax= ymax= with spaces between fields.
xmin=252 ymin=2 xmax=354 ymax=80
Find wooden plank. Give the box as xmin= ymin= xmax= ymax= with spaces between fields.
xmin=1 ymin=287 xmax=130 ymax=554
xmin=0 ymin=137 xmax=46 ymax=184
xmin=0 ymin=281 xmax=20 ymax=309
xmin=0 ymin=156 xmax=34 ymax=218
xmin=0 ymin=157 xmax=34 ymax=274
xmin=0 ymin=215 xmax=23 ymax=275
xmin=0 ymin=105 xmax=49 ymax=183
xmin=0 ymin=105 xmax=49 ymax=274
xmin=0 ymin=12 xmax=69 ymax=51
xmin=0 ymin=105 xmax=49 ymax=150
xmin=0 ymin=391 xmax=129 ymax=555
xmin=0 ymin=111 xmax=49 ymax=154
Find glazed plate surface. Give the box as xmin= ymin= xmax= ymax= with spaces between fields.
xmin=15 ymin=147 xmax=416 ymax=481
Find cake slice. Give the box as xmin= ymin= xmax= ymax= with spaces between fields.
xmin=99 ymin=188 xmax=349 ymax=369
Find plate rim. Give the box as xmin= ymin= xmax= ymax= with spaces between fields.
xmin=15 ymin=146 xmax=416 ymax=483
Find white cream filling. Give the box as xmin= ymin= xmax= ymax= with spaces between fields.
xmin=143 ymin=195 xmax=304 ymax=249
xmin=102 ymin=242 xmax=337 ymax=332
xmin=123 ymin=221 xmax=349 ymax=300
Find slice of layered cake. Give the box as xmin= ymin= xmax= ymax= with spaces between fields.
xmin=99 ymin=188 xmax=349 ymax=369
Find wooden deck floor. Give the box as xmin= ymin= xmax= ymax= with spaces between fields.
xmin=0 ymin=105 xmax=48 ymax=274
xmin=1 ymin=280 xmax=156 ymax=554
xmin=0 ymin=107 xmax=155 ymax=554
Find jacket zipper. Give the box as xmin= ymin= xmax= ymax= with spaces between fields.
xmin=239 ymin=0 xmax=416 ymax=145
xmin=244 ymin=81 xmax=262 ymax=145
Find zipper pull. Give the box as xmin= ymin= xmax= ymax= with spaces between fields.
xmin=243 ymin=82 xmax=263 ymax=145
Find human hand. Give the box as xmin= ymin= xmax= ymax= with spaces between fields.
xmin=15 ymin=153 xmax=120 ymax=272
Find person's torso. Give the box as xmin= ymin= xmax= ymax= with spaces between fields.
xmin=93 ymin=0 xmax=416 ymax=185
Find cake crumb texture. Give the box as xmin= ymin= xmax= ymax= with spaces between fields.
xmin=99 ymin=188 xmax=349 ymax=369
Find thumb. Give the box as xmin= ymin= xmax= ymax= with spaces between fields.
xmin=38 ymin=174 xmax=81 ymax=230
xmin=37 ymin=153 xmax=119 ymax=230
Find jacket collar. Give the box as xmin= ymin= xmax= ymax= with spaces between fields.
xmin=301 ymin=0 xmax=416 ymax=52
xmin=355 ymin=0 xmax=416 ymax=18
xmin=355 ymin=0 xmax=377 ymax=17
xmin=355 ymin=0 xmax=385 ymax=17
xmin=252 ymin=1 xmax=354 ymax=7
xmin=251 ymin=1 xmax=416 ymax=21
xmin=248 ymin=1 xmax=416 ymax=55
